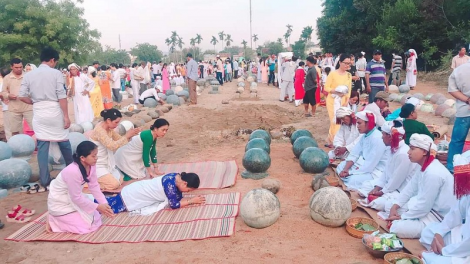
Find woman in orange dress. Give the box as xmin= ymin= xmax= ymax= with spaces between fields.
xmin=98 ymin=65 xmax=113 ymax=109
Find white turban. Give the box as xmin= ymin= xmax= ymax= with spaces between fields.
xmin=68 ymin=63 xmax=80 ymax=70
xmin=381 ymin=119 xmax=405 ymax=135
xmin=356 ymin=110 xmax=376 ymax=130
xmin=334 ymin=85 xmax=349 ymax=94
xmin=285 ymin=56 xmax=292 ymax=60
xmin=405 ymin=97 xmax=420 ymax=106
xmin=87 ymin=66 xmax=96 ymax=74
xmin=335 ymin=107 xmax=353 ymax=119
xmin=410 ymin=134 xmax=437 ymax=152
xmin=409 ymin=49 xmax=418 ymax=59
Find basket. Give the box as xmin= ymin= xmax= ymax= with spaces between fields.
xmin=384 ymin=252 xmax=424 ymax=264
xmin=346 ymin=217 xmax=379 ymax=238
xmin=326 ymin=175 xmax=339 ymax=187
xmin=362 ymin=237 xmax=402 ymax=258
xmin=350 ymin=198 xmax=357 ymax=211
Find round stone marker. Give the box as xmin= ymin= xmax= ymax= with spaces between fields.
xmin=165 ymin=90 xmax=175 ymax=96
xmin=166 ymin=94 xmax=181 ymax=106
xmin=143 ymin=98 xmax=158 ymax=108
xmin=299 ymin=147 xmax=329 ymax=174
xmin=398 ymin=84 xmax=410 ymax=93
xmin=293 ymin=136 xmax=319 ymax=158
xmin=290 ymin=129 xmax=313 ymax=145
xmin=241 ymin=148 xmax=271 ymax=180
xmin=249 ymin=129 xmax=271 ymax=145
xmin=0 ymin=159 xmax=32 ymax=189
xmin=7 ymin=134 xmax=35 ymax=160
xmin=176 ymin=90 xmax=189 ymax=100
xmin=69 ymin=123 xmax=84 ymax=133
xmin=0 ymin=142 xmax=13 ymax=161
xmin=69 ymin=132 xmax=87 ymax=154
xmin=309 ymin=187 xmax=351 ymax=227
xmin=80 ymin=121 xmax=94 ymax=132
xmin=240 ymin=188 xmax=280 ymax=229
xmin=245 ymin=138 xmax=271 ymax=154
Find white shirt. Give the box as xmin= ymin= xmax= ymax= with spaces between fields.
xmin=151 ymin=64 xmax=159 ymax=75
xmin=139 ymin=88 xmax=160 ymax=101
xmin=346 ymin=128 xmax=388 ymax=175
xmin=356 ymin=58 xmax=367 ymax=77
xmin=364 ymin=102 xmax=385 ymax=127
xmin=233 ymin=61 xmax=239 ymax=70
xmin=333 ymin=124 xmax=362 ymax=152
xmin=111 ymin=70 xmax=121 ymax=89
xmin=0 ymin=81 xmax=8 ymax=111
xmin=395 ymin=159 xmax=456 ymax=220
xmin=375 ymin=141 xmax=418 ymax=194
xmin=135 ymin=66 xmax=146 ymax=84
xmin=226 ymin=64 xmax=232 ymax=72
xmin=121 ymin=177 xmax=168 ymax=212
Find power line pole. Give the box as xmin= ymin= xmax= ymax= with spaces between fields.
xmin=250 ymin=0 xmax=252 ymax=49
xmin=119 ymin=34 xmax=121 ymax=49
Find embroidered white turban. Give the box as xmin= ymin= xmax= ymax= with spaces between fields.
xmin=380 ymin=119 xmax=405 ymax=135
xmin=67 ymin=63 xmax=80 ymax=70
xmin=356 ymin=110 xmax=376 ymax=130
xmin=410 ymin=133 xmax=437 ymax=152
xmin=405 ymin=97 xmax=420 ymax=106
xmin=335 ymin=107 xmax=353 ymax=119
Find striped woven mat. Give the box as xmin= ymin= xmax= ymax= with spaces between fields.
xmin=158 ymin=160 xmax=238 ymax=189
xmin=5 ymin=192 xmax=240 ymax=244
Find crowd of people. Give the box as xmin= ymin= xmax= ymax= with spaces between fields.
xmin=1 ymin=44 xmax=469 ymax=263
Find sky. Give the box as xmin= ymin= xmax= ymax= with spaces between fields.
xmin=80 ymin=0 xmax=323 ymax=52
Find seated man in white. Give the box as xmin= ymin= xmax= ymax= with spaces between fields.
xmin=384 ymin=134 xmax=456 ymax=238
xmin=337 ymin=110 xmax=389 ymax=191
xmin=328 ymin=107 xmax=362 ymax=160
xmin=419 ymin=153 xmax=470 ymax=264
xmin=357 ymin=119 xmax=419 ymax=210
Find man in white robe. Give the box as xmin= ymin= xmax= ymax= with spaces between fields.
xmin=279 ymin=56 xmax=295 ymax=102
xmin=357 ymin=120 xmax=419 ymax=210
xmin=337 ymin=110 xmax=389 ymax=191
xmin=328 ymin=107 xmax=362 ymax=160
xmin=67 ymin=63 xmax=95 ymax=124
xmin=384 ymin=134 xmax=456 ymax=238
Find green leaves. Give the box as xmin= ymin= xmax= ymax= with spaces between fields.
xmin=130 ymin=43 xmax=163 ymax=63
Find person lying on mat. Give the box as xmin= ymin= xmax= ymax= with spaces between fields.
xmin=47 ymin=141 xmax=115 ymax=234
xmin=105 ymin=172 xmax=205 ymax=215
xmin=114 ymin=118 xmax=169 ymax=181
xmin=383 ymin=134 xmax=456 ymax=239
xmin=89 ymin=108 xmax=140 ymax=190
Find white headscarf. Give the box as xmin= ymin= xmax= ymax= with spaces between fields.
xmin=356 ymin=110 xmax=376 ymax=130
xmin=336 ymin=107 xmax=353 ymax=119
xmin=87 ymin=66 xmax=96 ymax=74
xmin=334 ymin=85 xmax=349 ymax=94
xmin=410 ymin=134 xmax=437 ymax=152
xmin=67 ymin=63 xmax=80 ymax=70
xmin=405 ymin=97 xmax=420 ymax=106
xmin=380 ymin=119 xmax=405 ymax=135
xmin=409 ymin=49 xmax=418 ymax=59
xmin=27 ymin=63 xmax=37 ymax=71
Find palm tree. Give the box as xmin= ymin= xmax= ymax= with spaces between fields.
xmin=284 ymin=32 xmax=290 ymax=46
xmin=165 ymin=38 xmax=171 ymax=62
xmin=218 ymin=31 xmax=225 ymax=51
xmin=195 ymin=34 xmax=203 ymax=60
xmin=177 ymin=37 xmax=184 ymax=62
xmin=252 ymin=34 xmax=259 ymax=49
xmin=210 ymin=36 xmax=218 ymax=52
xmin=241 ymin=40 xmax=248 ymax=57
xmin=301 ymin=26 xmax=314 ymax=42
xmin=277 ymin=38 xmax=283 ymax=46
xmin=225 ymin=34 xmax=233 ymax=48
xmin=169 ymin=31 xmax=179 ymax=62
xmin=190 ymin=38 xmax=196 ymax=57
xmin=285 ymin=24 xmax=293 ymax=45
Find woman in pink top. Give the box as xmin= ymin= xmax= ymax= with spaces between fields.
xmin=47 ymin=141 xmax=114 ymax=234
xmin=261 ymin=58 xmax=268 ymax=84
xmin=161 ymin=63 xmax=170 ymax=92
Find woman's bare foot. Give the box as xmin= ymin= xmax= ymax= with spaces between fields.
xmin=45 ymin=219 xmax=52 ymax=233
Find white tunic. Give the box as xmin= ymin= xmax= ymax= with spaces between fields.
xmin=406 ymin=56 xmax=417 ymax=87
xmin=328 ymin=124 xmax=362 ymax=159
xmin=71 ymin=75 xmax=95 ymax=124
xmin=336 ymin=128 xmax=389 ymax=191
xmin=420 ymin=196 xmax=470 ymax=264
xmin=121 ymin=176 xmax=168 ymax=212
xmin=114 ymin=134 xmax=148 ymax=179
xmin=357 ymin=141 xmax=418 ymax=198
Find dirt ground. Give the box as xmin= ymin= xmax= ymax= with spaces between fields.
xmin=0 ymin=78 xmax=451 ymax=264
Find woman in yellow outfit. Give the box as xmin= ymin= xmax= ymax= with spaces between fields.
xmin=87 ymin=66 xmax=104 ymax=118
xmin=324 ymin=54 xmax=352 ymax=147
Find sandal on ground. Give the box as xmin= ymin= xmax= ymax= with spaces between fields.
xmin=19 ymin=185 xmax=31 ymax=193
xmin=27 ymin=185 xmax=48 ymax=194
xmin=0 ymin=220 xmax=4 ymax=229
xmin=305 ymin=113 xmax=312 ymax=117
xmin=6 ymin=213 xmax=31 ymax=223
xmin=9 ymin=205 xmax=35 ymax=217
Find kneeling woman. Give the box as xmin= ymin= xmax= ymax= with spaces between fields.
xmin=115 ymin=118 xmax=169 ymax=180
xmin=47 ymin=141 xmax=114 ymax=234
xmin=106 ymin=172 xmax=205 ymax=215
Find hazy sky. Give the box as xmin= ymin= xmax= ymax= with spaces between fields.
xmin=80 ymin=0 xmax=323 ymax=52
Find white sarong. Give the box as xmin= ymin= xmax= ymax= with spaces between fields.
xmin=33 ymin=101 xmax=68 ymax=141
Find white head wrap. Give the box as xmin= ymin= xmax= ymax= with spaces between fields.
xmin=87 ymin=66 xmax=96 ymax=74
xmin=380 ymin=119 xmax=405 ymax=135
xmin=409 ymin=49 xmax=418 ymax=59
xmin=67 ymin=63 xmax=80 ymax=70
xmin=356 ymin=110 xmax=374 ymax=122
xmin=356 ymin=110 xmax=376 ymax=130
xmin=285 ymin=56 xmax=292 ymax=60
xmin=405 ymin=97 xmax=420 ymax=106
xmin=27 ymin=63 xmax=37 ymax=71
xmin=334 ymin=85 xmax=349 ymax=94
xmin=410 ymin=134 xmax=437 ymax=152
xmin=335 ymin=107 xmax=353 ymax=119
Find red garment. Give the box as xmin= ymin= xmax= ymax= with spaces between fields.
xmin=315 ymin=70 xmax=321 ymax=103
xmin=294 ymin=68 xmax=306 ymax=100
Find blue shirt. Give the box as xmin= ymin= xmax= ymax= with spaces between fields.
xmin=162 ymin=173 xmax=183 ymax=209
xmin=268 ymin=58 xmax=276 ymax=71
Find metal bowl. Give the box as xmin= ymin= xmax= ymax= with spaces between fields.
xmin=362 ymin=238 xmax=403 ymax=259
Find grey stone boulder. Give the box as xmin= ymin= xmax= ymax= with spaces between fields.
xmin=261 ymin=179 xmax=281 ymax=194
xmin=0 ymin=159 xmax=32 ymax=189
xmin=8 ymin=134 xmax=35 ymax=160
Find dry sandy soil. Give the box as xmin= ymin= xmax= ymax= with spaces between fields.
xmin=0 ymin=77 xmax=452 ymax=264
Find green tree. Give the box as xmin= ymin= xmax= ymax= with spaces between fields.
xmin=301 ymin=26 xmax=314 ymax=42
xmin=218 ymin=31 xmax=226 ymax=50
xmin=0 ymin=0 xmax=101 ymax=67
xmin=225 ymin=34 xmax=233 ymax=48
xmin=91 ymin=45 xmax=130 ymax=65
xmin=210 ymin=36 xmax=218 ymax=52
xmin=285 ymin=24 xmax=293 ymax=45
xmin=292 ymin=40 xmax=306 ymax=58
xmin=252 ymin=34 xmax=259 ymax=49
xmin=130 ymin=43 xmax=163 ymax=63
xmin=277 ymin=38 xmax=284 ymax=46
